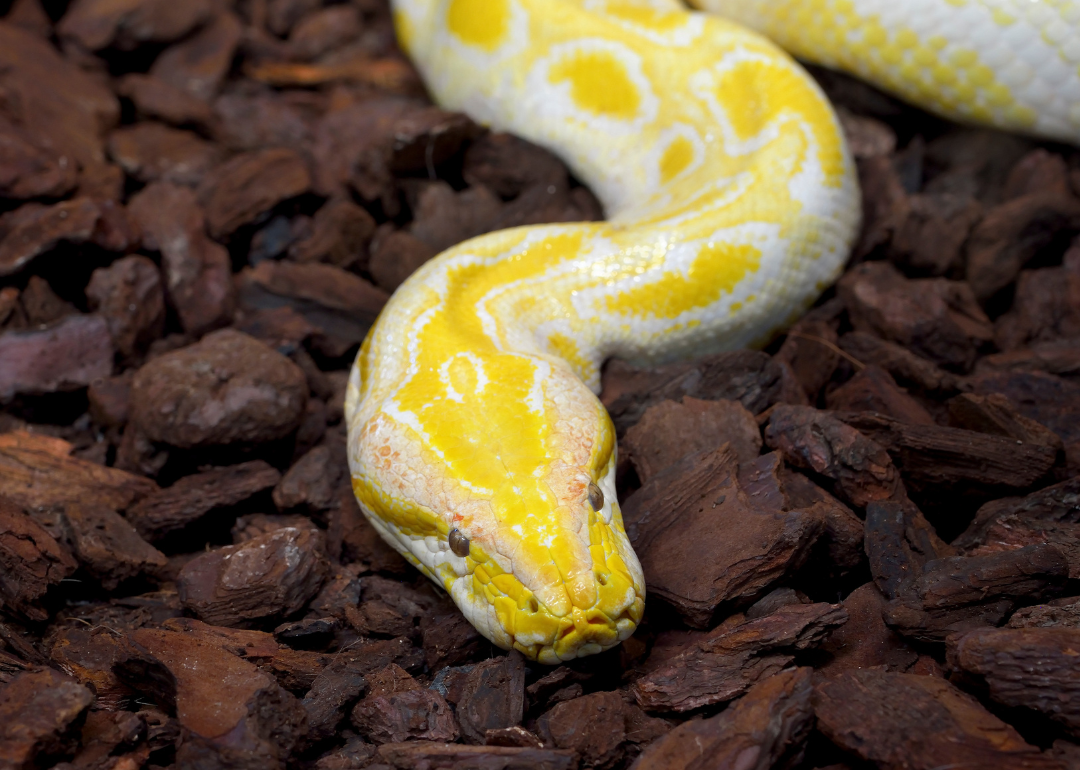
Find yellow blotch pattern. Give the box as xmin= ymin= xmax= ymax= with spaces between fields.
xmin=548 ymin=50 xmax=642 ymax=119
xmin=447 ymin=0 xmax=511 ymax=50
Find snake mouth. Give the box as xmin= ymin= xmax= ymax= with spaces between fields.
xmin=450 ymin=553 xmax=646 ymax=663
xmin=520 ymin=596 xmax=646 ymax=664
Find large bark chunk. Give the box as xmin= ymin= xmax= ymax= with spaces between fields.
xmin=632 ymin=602 xmax=846 ymax=712
xmin=953 ymin=627 xmax=1080 ymax=737
xmin=764 ymin=405 xmax=902 ymax=509
xmin=126 ymin=460 xmax=281 ymax=542
xmin=630 ymin=668 xmax=814 ymax=770
xmin=0 ymin=669 xmax=94 ymax=770
xmin=601 ymin=351 xmax=784 ymax=434
xmin=116 ymin=628 xmax=307 ymax=769
xmin=0 ymin=314 xmax=113 ymax=400
xmin=177 ymin=526 xmax=329 ymax=627
xmin=536 ymin=690 xmax=669 ymax=770
xmin=814 ymin=670 xmax=1064 ymax=770
xmin=130 ymin=329 xmax=308 ymax=448
xmin=0 ymin=432 xmax=157 ymax=513
xmin=0 ymin=497 xmax=77 ymax=622
xmin=622 ymin=445 xmax=823 ymax=627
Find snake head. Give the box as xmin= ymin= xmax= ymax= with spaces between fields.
xmin=346 ymin=351 xmax=646 ymax=663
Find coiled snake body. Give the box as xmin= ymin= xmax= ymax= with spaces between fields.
xmin=346 ymin=0 xmax=1080 ymax=662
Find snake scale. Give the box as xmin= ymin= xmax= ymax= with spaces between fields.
xmin=345 ymin=0 xmax=1080 ymax=663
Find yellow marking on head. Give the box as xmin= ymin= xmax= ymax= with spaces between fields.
xmin=447 ymin=0 xmax=511 ymax=50
xmin=659 ymin=135 xmax=695 ymax=184
xmin=548 ymin=50 xmax=641 ymax=119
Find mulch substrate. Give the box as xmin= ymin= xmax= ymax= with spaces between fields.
xmin=1 ymin=1 xmax=1079 ymax=769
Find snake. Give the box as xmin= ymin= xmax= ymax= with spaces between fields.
xmin=345 ymin=0 xmax=1080 ymax=663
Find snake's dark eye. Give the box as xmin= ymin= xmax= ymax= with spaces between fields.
xmin=588 ymin=482 xmax=604 ymax=511
xmin=449 ymin=529 xmax=470 ymax=558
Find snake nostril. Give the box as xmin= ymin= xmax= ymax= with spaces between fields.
xmin=448 ymin=529 xmax=470 ymax=557
xmin=528 ymin=597 xmax=539 ymax=613
xmin=596 ymin=572 xmax=608 ymax=586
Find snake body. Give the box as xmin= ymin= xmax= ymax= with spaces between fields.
xmin=346 ymin=0 xmax=1077 ymax=663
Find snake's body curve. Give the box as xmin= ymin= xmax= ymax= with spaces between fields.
xmin=346 ymin=0 xmax=1077 ymax=662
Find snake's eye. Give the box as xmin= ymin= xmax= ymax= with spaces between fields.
xmin=449 ymin=529 xmax=470 ymax=558
xmin=588 ymin=482 xmax=604 ymax=511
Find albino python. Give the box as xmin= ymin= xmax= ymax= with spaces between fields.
xmin=346 ymin=0 xmax=1080 ymax=663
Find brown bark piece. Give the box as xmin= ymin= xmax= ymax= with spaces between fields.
xmin=48 ymin=627 xmax=133 ymax=711
xmin=957 ymin=477 xmax=1080 ymax=550
xmin=197 ymin=148 xmax=311 ymax=239
xmin=177 ymin=526 xmax=329 ymax=627
xmin=889 ymin=192 xmax=982 ymax=275
xmin=884 ymin=544 xmax=1068 ymax=642
xmin=0 ymin=497 xmax=77 ymax=622
xmin=273 ymin=445 xmax=344 ymax=515
xmin=838 ymin=261 xmax=993 ymax=371
xmin=0 ymin=668 xmax=94 ymax=770
xmin=148 ymin=11 xmax=243 ymax=101
xmin=0 ymin=199 xmax=102 ymax=277
xmin=954 ymin=627 xmax=1080 ymax=736
xmin=351 ymin=688 xmax=458 ymax=745
xmin=948 ymin=391 xmax=1064 ymax=448
xmin=126 ymin=460 xmax=281 ymax=542
xmin=130 ymin=329 xmax=308 ymax=448
xmin=977 ymin=339 xmax=1080 ymax=381
xmin=407 ymin=181 xmax=505 ymax=253
xmin=237 ymin=260 xmax=388 ymax=358
xmin=774 ymin=310 xmax=842 ymax=402
xmin=128 ymin=181 xmax=235 ymax=335
xmin=1010 ymin=599 xmax=1080 ymax=629
xmin=826 ymin=365 xmax=935 ymax=424
xmin=375 ymin=742 xmax=576 ymax=770
xmin=60 ymin=503 xmax=166 ymax=590
xmin=1003 ymin=149 xmax=1072 ymax=200
xmin=58 ymin=0 xmax=213 ymax=50
xmin=0 ymin=431 xmax=157 ymax=513
xmin=368 ymin=227 xmax=439 ymax=292
xmin=764 ymin=405 xmax=902 ymax=509
xmin=815 ymin=670 xmax=1065 ymax=770
xmin=819 ymin=583 xmax=918 ymax=674
xmin=629 ymin=668 xmax=814 ymax=770
xmin=18 ymin=276 xmax=76 ymax=327
xmin=0 ymin=24 xmax=119 ymax=174
xmin=838 ymin=331 xmax=964 ymax=395
xmin=631 ymin=602 xmax=846 ymax=712
xmin=118 ymin=628 xmax=307 ymax=769
xmin=107 ymin=122 xmax=221 ymax=187
xmin=536 ymin=690 xmax=670 ymax=770
xmin=621 ymin=444 xmax=823 ymax=627
xmin=622 ymin=397 xmax=761 ymax=483
xmin=116 ymin=73 xmax=215 ymax=128
xmin=419 ymin=606 xmax=486 ymax=671
xmin=0 ymin=114 xmax=76 ymax=199
xmin=972 ymin=369 xmax=1080 ymax=451
xmin=995 ymin=267 xmax=1080 ymax=352
xmin=863 ymin=500 xmax=952 ymax=601
xmin=456 ymin=653 xmax=526 ymax=744
xmin=86 ymin=255 xmax=165 ymax=361
xmin=966 ymin=191 xmax=1080 ymax=303
xmin=839 ymin=411 xmax=1058 ymax=494
xmin=287 ymin=5 xmax=361 ymax=61
xmin=601 ymin=351 xmax=784 ymax=434
xmin=0 ymin=314 xmax=114 ymax=400
xmin=289 ymin=197 xmax=376 ymax=269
